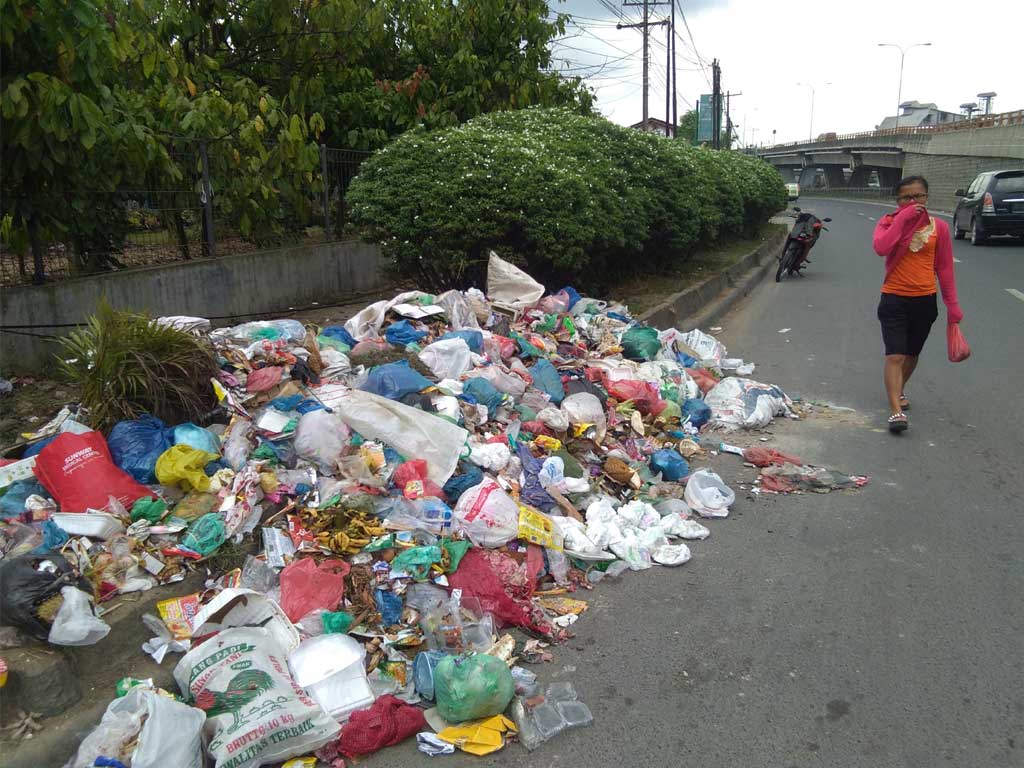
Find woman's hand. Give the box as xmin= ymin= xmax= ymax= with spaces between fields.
xmin=914 ymin=204 xmax=927 ymax=216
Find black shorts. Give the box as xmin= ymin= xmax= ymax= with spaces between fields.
xmin=877 ymin=293 xmax=938 ymax=356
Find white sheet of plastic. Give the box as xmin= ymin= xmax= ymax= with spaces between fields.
xmin=679 ymin=329 xmax=727 ymax=367
xmin=333 ymin=390 xmax=468 ymax=485
xmin=419 ymin=337 xmax=473 ymax=380
xmin=343 ymin=290 xmax=430 ymax=340
xmin=487 ymin=251 xmax=545 ymax=308
xmin=704 ymin=376 xmax=791 ymax=430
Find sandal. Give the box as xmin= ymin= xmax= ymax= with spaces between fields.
xmin=888 ymin=412 xmax=908 ymax=433
xmin=899 ymin=393 xmax=910 ymax=410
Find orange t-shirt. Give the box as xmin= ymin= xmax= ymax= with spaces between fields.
xmin=882 ymin=224 xmax=937 ymax=296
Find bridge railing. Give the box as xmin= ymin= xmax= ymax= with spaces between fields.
xmin=766 ymin=109 xmax=1024 ymax=152
xmin=799 ymin=186 xmax=891 ymax=201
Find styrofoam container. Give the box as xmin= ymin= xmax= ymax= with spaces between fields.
xmin=51 ymin=512 xmax=125 ymax=540
xmin=288 ymin=634 xmax=375 ymax=721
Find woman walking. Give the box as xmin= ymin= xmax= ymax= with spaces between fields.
xmin=872 ymin=176 xmax=963 ymax=433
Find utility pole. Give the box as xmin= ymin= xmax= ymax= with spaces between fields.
xmin=670 ymin=0 xmax=677 ymax=136
xmin=620 ymin=2 xmax=669 ymax=129
xmin=877 ymin=42 xmax=931 ymax=131
xmin=665 ymin=22 xmax=671 ymax=135
xmin=712 ymin=59 xmax=721 ymax=149
xmin=724 ymin=90 xmax=741 ymax=149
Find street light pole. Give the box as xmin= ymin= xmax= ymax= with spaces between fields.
xmin=877 ymin=42 xmax=932 ymax=131
xmin=797 ymin=82 xmax=830 ymax=142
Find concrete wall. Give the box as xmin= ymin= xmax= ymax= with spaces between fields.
xmin=903 ymin=152 xmax=1019 ymax=212
xmin=1 ymin=239 xmax=384 ymax=372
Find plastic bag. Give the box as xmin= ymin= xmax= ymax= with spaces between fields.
xmin=453 ymin=478 xmax=520 ymax=548
xmin=487 ymin=251 xmax=545 ymax=308
xmin=621 ymin=326 xmax=662 ymax=361
xmin=1 ymin=478 xmax=45 ymax=518
xmin=66 ymin=686 xmax=206 ymax=768
xmin=606 ymin=379 xmax=668 ymax=416
xmin=419 ymin=338 xmax=473 ymax=380
xmin=0 ymin=553 xmax=91 ymax=639
xmin=246 ymin=365 xmax=285 ymax=393
xmin=704 ymin=377 xmax=791 ymax=430
xmin=537 ymin=406 xmax=570 ymax=432
xmin=321 ymin=325 xmax=358 ymax=348
xmin=560 ymin=392 xmax=607 ymax=435
xmin=361 ymin=360 xmax=432 ymax=400
xmin=279 ymin=557 xmax=350 ymax=622
xmin=385 ymin=319 xmax=428 ymax=347
xmin=462 ymin=377 xmax=505 ymax=415
xmin=434 ymin=653 xmax=515 ymax=723
xmin=155 ymin=445 xmax=219 ymax=492
xmin=682 ymin=398 xmax=712 ymax=428
xmin=48 ymin=586 xmax=110 ymax=646
xmin=528 ymin=359 xmax=565 ymax=404
xmin=476 ymin=364 xmax=528 ymax=396
xmin=684 ymin=469 xmax=735 ymax=518
xmin=293 ymin=409 xmax=350 ymax=473
xmin=947 ymin=323 xmax=970 ymax=363
xmin=35 ymin=432 xmax=154 ymax=513
xmin=467 ymin=441 xmax=511 ymax=472
xmin=679 ymin=329 xmax=727 ymax=366
xmin=393 ymin=459 xmax=446 ymax=500
xmin=439 ymin=328 xmax=484 ymax=352
xmin=182 ymin=513 xmax=226 ymax=555
xmin=334 ymin=390 xmax=469 ymax=485
xmin=175 ymin=627 xmax=339 ymax=768
xmin=173 ymin=423 xmax=221 ymax=455
xmin=107 ymin=415 xmax=174 ymax=484
xmin=222 ymin=418 xmax=253 ymax=471
xmin=650 ymin=449 xmax=689 ymax=482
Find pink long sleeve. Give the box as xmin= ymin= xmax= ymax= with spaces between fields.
xmin=873 ymin=204 xmax=929 ymax=261
xmin=932 ymin=219 xmax=963 ymax=324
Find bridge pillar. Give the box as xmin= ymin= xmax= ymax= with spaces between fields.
xmin=798 ymin=166 xmax=819 ymax=190
xmin=849 ymin=166 xmax=873 ymax=187
xmin=822 ymin=166 xmax=846 ymax=190
xmin=877 ymin=167 xmax=901 ymax=192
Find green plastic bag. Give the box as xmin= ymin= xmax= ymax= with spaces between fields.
xmin=391 ymin=546 xmax=441 ymax=581
xmin=182 ymin=513 xmax=226 ymax=556
xmin=433 ymin=653 xmax=515 ymax=723
xmin=155 ymin=445 xmax=218 ymax=492
xmin=621 ymin=325 xmax=661 ymax=361
xmin=441 ymin=539 xmax=471 ymax=573
xmin=130 ymin=497 xmax=168 ymax=523
xmin=322 ymin=610 xmax=354 ymax=634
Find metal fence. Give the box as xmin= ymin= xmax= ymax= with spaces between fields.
xmin=799 ymin=186 xmax=891 ymax=201
xmin=1 ymin=143 xmax=371 ymax=287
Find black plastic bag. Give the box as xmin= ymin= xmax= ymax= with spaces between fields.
xmin=0 ymin=552 xmax=90 ymax=639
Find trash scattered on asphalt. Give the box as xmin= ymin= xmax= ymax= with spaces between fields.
xmin=0 ymin=252 xmax=868 ymax=763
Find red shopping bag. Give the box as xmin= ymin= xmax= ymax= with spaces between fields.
xmin=947 ymin=323 xmax=971 ymax=363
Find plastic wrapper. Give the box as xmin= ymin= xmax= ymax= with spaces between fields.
xmin=684 ymin=469 xmax=735 ymax=518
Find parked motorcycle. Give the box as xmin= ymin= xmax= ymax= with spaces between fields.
xmin=776 ymin=207 xmax=832 ymax=281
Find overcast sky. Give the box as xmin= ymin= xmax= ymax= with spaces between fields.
xmin=549 ymin=0 xmax=1024 ymax=145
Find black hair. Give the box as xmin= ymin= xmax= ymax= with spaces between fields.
xmin=894 ymin=175 xmax=929 ymax=195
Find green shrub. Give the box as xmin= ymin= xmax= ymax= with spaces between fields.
xmin=57 ymin=302 xmax=218 ymax=431
xmin=347 ymin=107 xmax=785 ymax=291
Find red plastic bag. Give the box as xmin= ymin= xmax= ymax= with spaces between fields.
xmin=392 ymin=459 xmax=445 ymax=500
xmin=279 ymin=558 xmax=350 ymax=622
xmin=947 ymin=323 xmax=970 ymax=363
xmin=742 ymin=447 xmax=803 ymax=468
xmin=686 ymin=367 xmax=720 ymax=395
xmin=447 ymin=548 xmax=556 ymax=636
xmin=335 ymin=695 xmax=425 ymax=757
xmin=34 ymin=432 xmax=154 ymax=512
xmin=606 ymin=379 xmax=668 ymax=416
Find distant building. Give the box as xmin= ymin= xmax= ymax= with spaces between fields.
xmin=630 ymin=117 xmax=676 ymax=137
xmin=877 ymin=101 xmax=964 ymax=130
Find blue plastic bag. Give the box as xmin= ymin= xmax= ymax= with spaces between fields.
xmin=385 ymin=320 xmax=428 ymax=347
xmin=270 ymin=394 xmax=304 ymax=411
xmin=321 ymin=326 xmax=357 ymax=347
xmin=360 ymin=360 xmax=432 ymax=400
xmin=108 ymin=415 xmax=174 ymax=484
xmin=517 ymin=443 xmax=555 ymax=509
xmin=462 ymin=378 xmax=504 ymax=416
xmin=375 ymin=588 xmax=404 ymax=626
xmin=676 ymin=351 xmax=698 ymax=368
xmin=682 ymin=398 xmax=712 ymax=429
xmin=173 ymin=423 xmax=221 ymax=456
xmin=33 ymin=519 xmax=69 ymax=553
xmin=443 ymin=464 xmax=484 ymax=502
xmin=559 ymin=285 xmax=582 ymax=311
xmin=650 ymin=449 xmax=689 ymax=482
xmin=1 ymin=479 xmax=46 ymax=518
xmin=22 ymin=434 xmax=58 ymax=458
xmin=528 ymin=359 xmax=565 ymax=405
xmin=440 ymin=330 xmax=484 ymax=353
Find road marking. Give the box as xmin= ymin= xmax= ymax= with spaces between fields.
xmin=1007 ymin=288 xmax=1024 ymax=303
xmin=953 ymin=258 xmax=962 ymax=263
xmin=858 ymin=213 xmax=865 ymax=216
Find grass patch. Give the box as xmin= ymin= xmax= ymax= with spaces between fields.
xmin=612 ymin=222 xmax=787 ymax=315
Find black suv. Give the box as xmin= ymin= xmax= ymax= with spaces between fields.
xmin=953 ymin=170 xmax=1024 ymax=245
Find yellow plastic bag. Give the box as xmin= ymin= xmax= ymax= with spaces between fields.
xmin=155 ymin=445 xmax=218 ymax=492
xmin=517 ymin=505 xmax=563 ymax=550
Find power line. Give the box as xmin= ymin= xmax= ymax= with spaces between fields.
xmin=676 ymin=0 xmax=711 ymax=88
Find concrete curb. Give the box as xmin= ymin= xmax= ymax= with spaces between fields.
xmin=639 ymin=227 xmax=788 ymax=331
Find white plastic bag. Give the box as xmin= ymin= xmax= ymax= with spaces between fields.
xmin=222 ymin=418 xmax=253 ymax=471
xmin=487 ymin=251 xmax=545 ymax=308
xmin=684 ymin=469 xmax=736 ymax=518
xmin=48 ymin=586 xmax=110 ymax=646
xmin=704 ymin=377 xmax=791 ymax=430
xmin=660 ymin=512 xmax=710 ymax=540
xmin=467 ymin=441 xmax=511 ymax=472
xmin=537 ymin=406 xmax=570 ymax=432
xmin=453 ymin=477 xmax=520 ymax=548
xmin=293 ymin=409 xmax=350 ymax=473
xmin=65 ymin=686 xmax=206 ymax=768
xmin=419 ymin=338 xmax=473 ymax=380
xmin=609 ymin=529 xmax=652 ymax=571
xmin=537 ymin=456 xmax=566 ymax=491
xmin=679 ymin=329 xmax=727 ymax=367
xmin=334 ymin=390 xmax=469 ymax=485
xmin=560 ymin=393 xmax=607 ymax=438
xmin=476 ymin=364 xmax=528 ymax=396
xmin=175 ymin=627 xmax=339 ymax=768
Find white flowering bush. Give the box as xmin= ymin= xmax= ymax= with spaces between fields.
xmin=347 ymin=107 xmax=785 ymax=291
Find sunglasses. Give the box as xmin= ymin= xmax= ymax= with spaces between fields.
xmin=896 ymin=193 xmax=929 ymax=203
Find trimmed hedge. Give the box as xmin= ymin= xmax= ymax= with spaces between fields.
xmin=346 ymin=107 xmax=785 ymax=292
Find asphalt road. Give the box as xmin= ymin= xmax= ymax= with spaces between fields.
xmin=368 ymin=200 xmax=1024 ymax=768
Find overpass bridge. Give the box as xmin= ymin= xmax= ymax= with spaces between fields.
xmin=759 ymin=111 xmax=1024 ymax=210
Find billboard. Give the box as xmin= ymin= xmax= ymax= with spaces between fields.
xmin=697 ymin=93 xmax=716 ymax=143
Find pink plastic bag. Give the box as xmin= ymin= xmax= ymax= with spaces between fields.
xmin=947 ymin=323 xmax=970 ymax=363
xmin=392 ymin=460 xmax=445 ymax=500
xmin=606 ymin=379 xmax=668 ymax=416
xmin=279 ymin=558 xmax=350 ymax=622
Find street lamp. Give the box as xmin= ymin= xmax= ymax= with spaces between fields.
xmin=796 ymin=82 xmax=831 ymax=142
xmin=877 ymin=42 xmax=932 ymax=131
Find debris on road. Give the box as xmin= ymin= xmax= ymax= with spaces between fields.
xmin=0 ymin=252 xmax=867 ymax=765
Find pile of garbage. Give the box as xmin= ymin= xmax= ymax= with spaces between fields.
xmin=1 ymin=253 xmax=811 ymax=767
